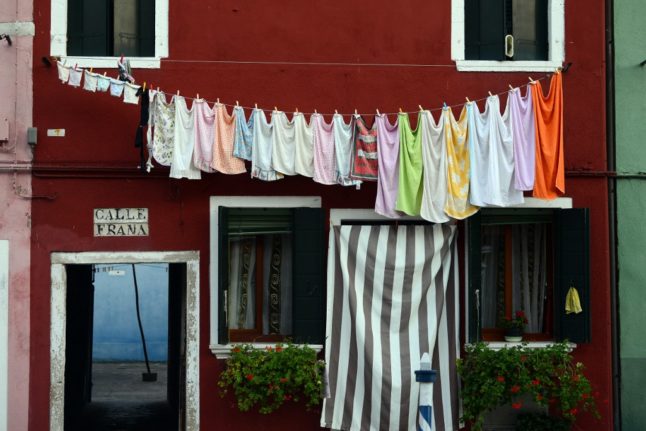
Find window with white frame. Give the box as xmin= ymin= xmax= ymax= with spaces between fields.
xmin=452 ymin=0 xmax=565 ymax=72
xmin=50 ymin=0 xmax=168 ymax=68
xmin=209 ymin=197 xmax=325 ymax=352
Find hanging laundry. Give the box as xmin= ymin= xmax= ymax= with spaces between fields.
xmin=271 ymin=110 xmax=297 ymax=176
xmin=251 ymin=109 xmax=282 ymax=181
xmin=145 ymin=90 xmax=157 ymax=171
xmin=293 ymin=112 xmax=314 ymax=177
xmin=468 ymin=96 xmax=524 ymax=207
xmin=134 ymin=88 xmax=150 ymax=172
xmin=420 ymin=110 xmax=450 ymax=223
xmin=212 ymin=103 xmax=246 ymax=175
xmin=351 ymin=115 xmax=379 ymax=182
xmin=311 ymin=113 xmax=336 ymax=185
xmin=83 ymin=70 xmax=98 ymax=92
xmin=333 ymin=114 xmax=360 ymax=187
xmin=109 ymin=79 xmax=125 ymax=97
xmin=123 ymin=83 xmax=141 ymax=105
xmin=374 ymin=114 xmax=401 ymax=218
xmin=508 ymin=86 xmax=536 ymax=191
xmin=445 ymin=105 xmax=478 ymax=219
xmin=170 ymin=96 xmax=201 ymax=179
xmin=96 ymin=75 xmax=111 ymax=92
xmin=147 ymin=91 xmax=175 ymax=167
xmin=68 ymin=67 xmax=83 ymax=88
xmin=396 ymin=113 xmax=424 ymax=216
xmin=233 ymin=106 xmax=253 ymax=161
xmin=192 ymin=99 xmax=216 ymax=173
xmin=531 ymin=72 xmax=565 ymax=199
xmin=57 ymin=61 xmax=70 ymax=83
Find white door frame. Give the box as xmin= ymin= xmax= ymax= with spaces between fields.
xmin=49 ymin=251 xmax=200 ymax=431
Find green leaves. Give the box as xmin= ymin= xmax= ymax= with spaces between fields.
xmin=456 ymin=342 xmax=599 ymax=430
xmin=218 ymin=343 xmax=326 ymax=414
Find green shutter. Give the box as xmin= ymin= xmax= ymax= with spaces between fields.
xmin=292 ymin=208 xmax=325 ymax=344
xmin=554 ymin=208 xmax=591 ymax=343
xmin=218 ymin=207 xmax=230 ymax=344
xmin=468 ymin=213 xmax=482 ymax=342
xmin=465 ymin=0 xmax=506 ymax=60
xmin=67 ymin=0 xmax=110 ymax=56
xmin=138 ymin=0 xmax=156 ymax=56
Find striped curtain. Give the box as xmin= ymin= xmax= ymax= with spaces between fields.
xmin=321 ymin=224 xmax=460 ymax=431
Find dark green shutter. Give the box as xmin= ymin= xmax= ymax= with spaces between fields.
xmin=67 ymin=0 xmax=110 ymax=56
xmin=512 ymin=0 xmax=548 ymax=61
xmin=468 ymin=213 xmax=482 ymax=342
xmin=292 ymin=208 xmax=325 ymax=344
xmin=554 ymin=208 xmax=591 ymax=343
xmin=138 ymin=0 xmax=156 ymax=56
xmin=218 ymin=207 xmax=230 ymax=344
xmin=465 ymin=0 xmax=506 ymax=60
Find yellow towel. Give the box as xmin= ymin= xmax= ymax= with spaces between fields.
xmin=565 ymin=286 xmax=583 ymax=314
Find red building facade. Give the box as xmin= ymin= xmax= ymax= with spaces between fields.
xmin=29 ymin=0 xmax=612 ymax=430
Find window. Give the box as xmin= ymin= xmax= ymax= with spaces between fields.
xmin=210 ymin=197 xmax=325 ymax=349
xmin=468 ymin=208 xmax=591 ymax=343
xmin=50 ymin=0 xmax=168 ymax=68
xmin=451 ymin=0 xmax=564 ymax=71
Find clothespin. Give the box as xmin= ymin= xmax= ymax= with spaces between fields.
xmin=274 ymin=106 xmax=278 ymax=112
xmin=90 ymin=67 xmax=93 ymax=73
xmin=254 ymin=103 xmax=258 ymax=109
xmin=74 ymin=63 xmax=78 ymax=70
xmin=295 ymin=107 xmax=299 ymax=113
xmin=143 ymin=82 xmax=146 ymax=91
xmin=236 ymin=100 xmax=239 ymax=106
xmin=465 ymin=97 xmax=471 ymax=103
xmin=335 ymin=109 xmax=338 ymax=114
xmin=217 ymin=98 xmax=220 ymax=104
xmin=488 ymin=91 xmax=494 ymax=97
xmin=103 ymin=72 xmax=107 ymax=76
xmin=314 ymin=109 xmax=318 ymax=114
xmin=177 ymin=90 xmax=180 ymax=96
xmin=443 ymin=102 xmax=447 ymax=109
xmin=528 ymin=76 xmax=535 ymax=83
xmin=399 ymin=107 xmax=403 ymax=113
xmin=354 ymin=109 xmax=358 ymax=116
xmin=418 ymin=105 xmax=424 ymax=112
xmin=508 ymin=84 xmax=514 ymax=91
xmin=196 ymin=93 xmax=200 ymax=99
xmin=376 ymin=109 xmax=380 ymax=115
xmin=156 ymin=87 xmax=160 ymax=92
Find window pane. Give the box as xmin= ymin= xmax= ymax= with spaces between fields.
xmin=511 ymin=0 xmax=548 ymax=60
xmin=113 ymin=0 xmax=138 ymax=57
xmin=480 ymin=226 xmax=506 ymax=328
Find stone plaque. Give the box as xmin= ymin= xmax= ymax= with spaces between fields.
xmin=93 ymin=208 xmax=149 ymax=237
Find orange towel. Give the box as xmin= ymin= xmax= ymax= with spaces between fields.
xmin=531 ymin=72 xmax=565 ymax=199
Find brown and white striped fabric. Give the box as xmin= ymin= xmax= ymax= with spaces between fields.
xmin=321 ymin=224 xmax=460 ymax=431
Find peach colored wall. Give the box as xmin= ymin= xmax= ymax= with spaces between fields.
xmin=0 ymin=0 xmax=33 ymax=428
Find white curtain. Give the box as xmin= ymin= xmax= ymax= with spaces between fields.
xmin=512 ymin=224 xmax=547 ymax=333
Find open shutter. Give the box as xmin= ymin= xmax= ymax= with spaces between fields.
xmin=138 ymin=0 xmax=156 ymax=56
xmin=554 ymin=208 xmax=591 ymax=343
xmin=218 ymin=207 xmax=230 ymax=344
xmin=468 ymin=213 xmax=482 ymax=342
xmin=292 ymin=208 xmax=325 ymax=344
xmin=464 ymin=0 xmax=506 ymax=60
xmin=67 ymin=0 xmax=110 ymax=56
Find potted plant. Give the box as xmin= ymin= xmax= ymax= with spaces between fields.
xmin=218 ymin=343 xmax=326 ymax=414
xmin=456 ymin=342 xmax=599 ymax=431
xmin=502 ymin=310 xmax=528 ymax=342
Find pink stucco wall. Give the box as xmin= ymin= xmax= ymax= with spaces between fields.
xmin=0 ymin=0 xmax=33 ymax=429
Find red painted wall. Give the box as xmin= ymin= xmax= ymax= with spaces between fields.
xmin=30 ymin=0 xmax=611 ymax=430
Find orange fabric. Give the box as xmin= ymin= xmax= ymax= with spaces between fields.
xmin=211 ymin=103 xmax=246 ymax=174
xmin=531 ymin=72 xmax=565 ymax=199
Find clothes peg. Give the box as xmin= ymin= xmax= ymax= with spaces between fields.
xmin=217 ymin=98 xmax=220 ymax=104
xmin=354 ymin=109 xmax=358 ymax=116
xmin=103 ymin=72 xmax=107 ymax=76
xmin=274 ymin=106 xmax=278 ymax=112
xmin=443 ymin=102 xmax=447 ymax=109
xmin=177 ymin=90 xmax=180 ymax=96
xmin=90 ymin=67 xmax=93 ymax=73
xmin=255 ymin=103 xmax=258 ymax=109
xmin=295 ymin=107 xmax=299 ymax=113
xmin=508 ymin=84 xmax=514 ymax=91
xmin=314 ymin=109 xmax=318 ymax=114
xmin=488 ymin=91 xmax=494 ymax=97
xmin=418 ymin=105 xmax=424 ymax=112
xmin=74 ymin=63 xmax=78 ymax=70
xmin=157 ymin=87 xmax=160 ymax=92
xmin=196 ymin=93 xmax=199 ymax=99
xmin=465 ymin=97 xmax=471 ymax=103
xmin=335 ymin=109 xmax=338 ymax=114
xmin=143 ymin=82 xmax=146 ymax=91
xmin=376 ymin=109 xmax=380 ymax=115
xmin=528 ymin=76 xmax=535 ymax=83
xmin=399 ymin=107 xmax=403 ymax=113
xmin=236 ymin=100 xmax=239 ymax=106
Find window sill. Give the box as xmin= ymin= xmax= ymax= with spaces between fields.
xmin=59 ymin=56 xmax=162 ymax=69
xmin=210 ymin=343 xmax=324 ymax=359
xmin=483 ymin=341 xmax=576 ymax=352
xmin=455 ymin=59 xmax=563 ymax=72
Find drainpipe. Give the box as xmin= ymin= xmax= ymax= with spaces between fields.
xmin=605 ymin=0 xmax=621 ymax=429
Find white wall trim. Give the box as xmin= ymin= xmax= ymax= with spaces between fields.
xmin=49 ymin=251 xmax=200 ymax=431
xmin=0 ymin=241 xmax=8 ymax=431
xmin=50 ymin=0 xmax=168 ymax=69
xmin=451 ymin=0 xmax=565 ymax=72
xmin=0 ymin=22 xmax=35 ymax=36
xmin=209 ymin=196 xmax=321 ymax=351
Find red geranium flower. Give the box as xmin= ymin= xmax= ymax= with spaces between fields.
xmin=246 ymin=374 xmax=254 ymax=381
xmin=496 ymin=375 xmax=505 ymax=383
xmin=275 ymin=346 xmax=283 ymax=352
xmin=512 ymin=402 xmax=523 ymax=409
xmin=280 ymin=377 xmax=288 ymax=383
xmin=510 ymin=385 xmax=521 ymax=394
xmin=569 ymin=408 xmax=578 ymax=416
xmin=536 ymin=394 xmax=544 ymax=401
xmin=531 ymin=379 xmax=540 ymax=386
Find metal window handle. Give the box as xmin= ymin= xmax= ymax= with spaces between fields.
xmin=505 ymin=34 xmax=514 ymax=58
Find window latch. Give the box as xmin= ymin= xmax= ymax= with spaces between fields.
xmin=505 ymin=34 xmax=514 ymax=58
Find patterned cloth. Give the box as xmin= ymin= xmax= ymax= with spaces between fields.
xmin=312 ymin=114 xmax=337 ymax=185
xmin=351 ymin=116 xmax=379 ymax=181
xmin=444 ymin=106 xmax=478 ymax=219
xmin=148 ymin=91 xmax=175 ymax=167
xmin=233 ymin=106 xmax=254 ymax=161
xmin=212 ymin=103 xmax=246 ymax=174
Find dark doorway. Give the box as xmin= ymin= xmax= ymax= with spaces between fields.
xmin=63 ymin=263 xmax=186 ymax=431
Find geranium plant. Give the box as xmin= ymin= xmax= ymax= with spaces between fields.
xmin=218 ymin=343 xmax=326 ymax=414
xmin=502 ymin=310 xmax=529 ymax=330
xmin=456 ymin=342 xmax=599 ymax=430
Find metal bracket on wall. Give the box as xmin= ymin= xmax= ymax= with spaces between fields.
xmin=640 ymin=59 xmax=646 ymax=67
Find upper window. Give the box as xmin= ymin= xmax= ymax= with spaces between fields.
xmin=50 ymin=0 xmax=168 ymax=68
xmin=468 ymin=208 xmax=591 ymax=344
xmin=210 ymin=197 xmax=325 ymax=350
xmin=452 ymin=0 xmax=564 ymax=71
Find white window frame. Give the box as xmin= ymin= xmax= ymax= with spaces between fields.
xmin=465 ymin=197 xmax=574 ymax=348
xmin=209 ymin=196 xmax=323 ymax=359
xmin=451 ymin=0 xmax=565 ymax=72
xmin=50 ymin=0 xmax=168 ymax=68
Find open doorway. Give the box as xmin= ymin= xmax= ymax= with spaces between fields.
xmin=50 ymin=252 xmax=200 ymax=431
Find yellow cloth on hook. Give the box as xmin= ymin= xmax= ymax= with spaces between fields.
xmin=565 ymin=286 xmax=583 ymax=314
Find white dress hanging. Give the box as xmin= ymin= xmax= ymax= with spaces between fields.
xmin=333 ymin=114 xmax=360 ymax=187
xmin=420 ymin=110 xmax=450 ymax=223
xmin=170 ymin=96 xmax=201 ymax=179
xmin=251 ymin=109 xmax=282 ymax=181
xmin=293 ymin=113 xmax=314 ymax=177
xmin=271 ymin=111 xmax=297 ymax=176
xmin=468 ymin=96 xmax=524 ymax=207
